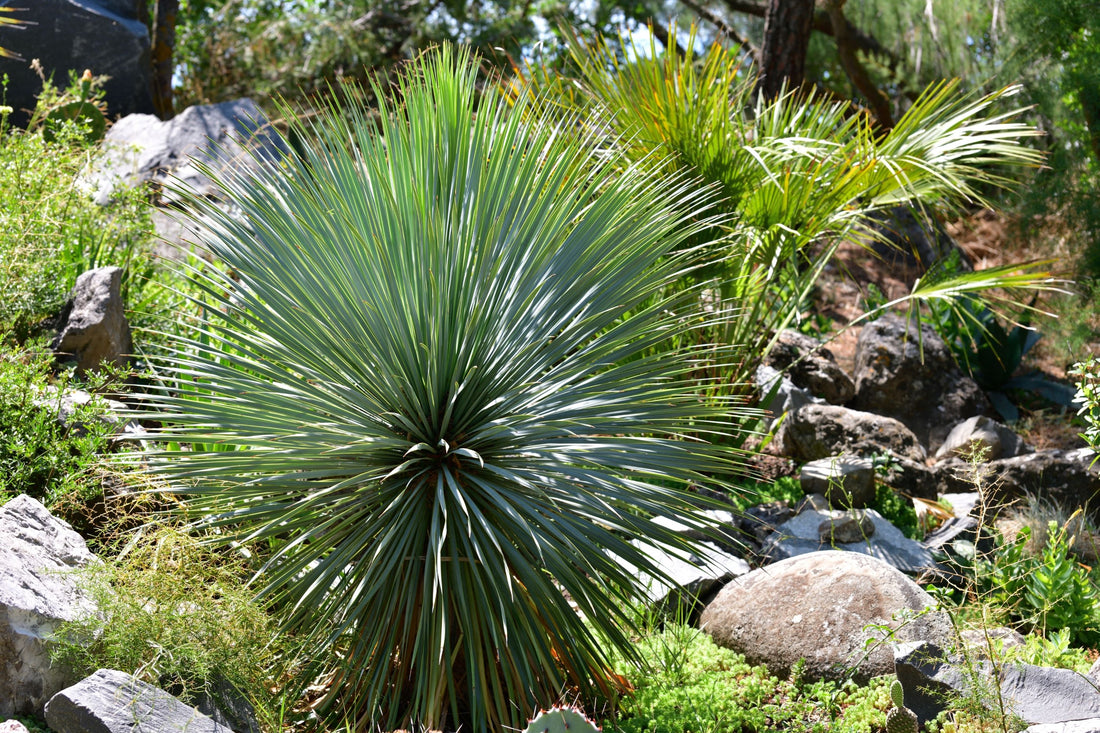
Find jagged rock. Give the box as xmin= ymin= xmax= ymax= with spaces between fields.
xmin=957 ymin=626 xmax=1027 ymax=659
xmin=700 ymin=551 xmax=952 ymax=683
xmin=934 ymin=415 xmax=1032 ymax=462
xmin=52 ymin=267 xmax=131 ymax=375
xmin=762 ymin=508 xmax=935 ymax=573
xmin=0 ymin=0 xmax=153 ymax=129
xmin=764 ymin=330 xmax=856 ymax=405
xmin=0 ymin=495 xmax=97 ymax=718
xmin=44 ymin=669 xmax=234 ymax=733
xmin=618 ymin=515 xmax=751 ymax=623
xmin=895 ymin=641 xmax=1100 ymax=726
xmin=853 ymin=314 xmax=990 ymax=452
xmin=756 ymin=364 xmax=820 ymax=427
xmin=82 ymin=100 xmax=290 ymax=260
xmin=737 ymin=501 xmax=797 ymax=547
xmin=780 ymin=403 xmax=927 ymax=463
xmin=800 ymin=456 xmax=876 ymax=508
xmin=935 ymin=449 xmax=1100 ymax=519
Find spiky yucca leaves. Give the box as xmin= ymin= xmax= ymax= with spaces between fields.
xmin=0 ymin=7 xmax=28 ymax=61
xmin=141 ymin=47 xmax=749 ymax=731
xmin=523 ymin=29 xmax=1060 ymax=384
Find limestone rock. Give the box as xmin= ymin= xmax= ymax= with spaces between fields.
xmin=0 ymin=495 xmax=97 ymax=718
xmin=0 ymin=0 xmax=153 ymax=129
xmin=853 ymin=314 xmax=990 ymax=451
xmin=934 ymin=415 xmax=1031 ymax=462
xmin=0 ymin=721 xmax=30 ymax=733
xmin=781 ymin=403 xmax=927 ymax=463
xmin=1026 ymin=721 xmax=1100 ymax=733
xmin=44 ymin=669 xmax=233 ymax=733
xmin=699 ymin=551 xmax=952 ymax=683
xmin=800 ymin=456 xmax=876 ymax=508
xmin=52 ymin=267 xmax=131 ymax=374
xmin=765 ymin=330 xmax=855 ymax=405
xmin=762 ymin=508 xmax=935 ymax=573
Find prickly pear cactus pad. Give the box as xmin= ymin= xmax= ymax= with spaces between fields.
xmin=886 ymin=705 xmax=919 ymax=733
xmin=890 ymin=679 xmax=906 ymax=709
xmin=521 ymin=706 xmax=601 ymax=733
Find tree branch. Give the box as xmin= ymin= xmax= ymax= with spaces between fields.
xmin=823 ymin=0 xmax=893 ymax=128
xmin=680 ymin=0 xmax=759 ymax=62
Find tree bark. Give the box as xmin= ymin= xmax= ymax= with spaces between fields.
xmin=756 ymin=0 xmax=815 ymax=99
xmin=150 ymin=0 xmax=178 ymax=119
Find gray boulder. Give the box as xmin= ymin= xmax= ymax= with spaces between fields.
xmin=762 ymin=508 xmax=935 ymax=573
xmin=895 ymin=642 xmax=1100 ymax=726
xmin=764 ymin=330 xmax=855 ymax=405
xmin=0 ymin=495 xmax=98 ymax=717
xmin=799 ymin=456 xmax=876 ymax=508
xmin=1027 ymin=722 xmax=1100 ymax=733
xmin=854 ymin=314 xmax=990 ymax=452
xmin=934 ymin=415 xmax=1031 ymax=462
xmin=44 ymin=669 xmax=234 ymax=733
xmin=780 ymin=403 xmax=927 ymax=463
xmin=699 ymin=551 xmax=952 ymax=683
xmin=0 ymin=0 xmax=153 ymax=128
xmin=52 ymin=267 xmax=131 ymax=374
xmin=936 ymin=449 xmax=1099 ymax=518
xmin=756 ymin=364 xmax=821 ymax=429
xmin=85 ymin=98 xmax=288 ymax=206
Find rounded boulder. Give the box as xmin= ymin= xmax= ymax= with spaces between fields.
xmin=698 ymin=551 xmax=952 ymax=683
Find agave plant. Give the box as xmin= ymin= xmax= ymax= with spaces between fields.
xmin=521 ymin=28 xmax=1062 ymax=385
xmin=141 ymin=47 xmax=749 ymax=731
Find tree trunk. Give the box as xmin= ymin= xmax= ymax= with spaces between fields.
xmin=756 ymin=0 xmax=815 ymax=99
xmin=824 ymin=0 xmax=893 ymax=128
xmin=150 ymin=0 xmax=178 ymax=119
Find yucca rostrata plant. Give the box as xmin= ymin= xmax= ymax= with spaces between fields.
xmin=140 ymin=45 xmax=749 ymax=731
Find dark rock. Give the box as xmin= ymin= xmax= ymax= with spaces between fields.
xmin=765 ymin=330 xmax=856 ymax=405
xmin=853 ymin=314 xmax=990 ymax=452
xmin=894 ymin=642 xmax=1100 ymax=726
xmin=0 ymin=496 xmax=97 ymax=717
xmin=44 ymin=669 xmax=234 ymax=733
xmin=737 ymin=501 xmax=797 ymax=547
xmin=0 ymin=0 xmax=153 ymax=128
xmin=935 ymin=449 xmax=1100 ymax=519
xmin=877 ymin=455 xmax=940 ymax=501
xmin=52 ymin=267 xmax=131 ymax=374
xmin=781 ymin=403 xmax=927 ymax=463
xmin=700 ymin=551 xmax=952 ymax=683
xmin=818 ymin=512 xmax=876 ymax=543
xmin=934 ymin=415 xmax=1032 ymax=462
xmin=762 ymin=508 xmax=935 ymax=573
xmin=800 ymin=456 xmax=876 ymax=508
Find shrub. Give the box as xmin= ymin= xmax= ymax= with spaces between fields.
xmin=0 ymin=342 xmax=114 ymax=508
xmin=139 ymin=46 xmax=749 ymax=732
xmin=51 ymin=526 xmax=282 ymax=725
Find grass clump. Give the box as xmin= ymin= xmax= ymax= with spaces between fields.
xmin=51 ymin=526 xmax=283 ymax=726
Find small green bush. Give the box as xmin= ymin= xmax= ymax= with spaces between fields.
xmin=604 ymin=625 xmax=892 ymax=733
xmin=0 ymin=342 xmax=114 ymax=507
xmin=51 ymin=527 xmax=283 ymax=726
xmin=978 ymin=521 xmax=1100 ymax=644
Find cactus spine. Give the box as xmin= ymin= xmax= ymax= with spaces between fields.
xmin=521 ymin=706 xmax=601 ymax=733
xmin=886 ymin=679 xmax=919 ymax=733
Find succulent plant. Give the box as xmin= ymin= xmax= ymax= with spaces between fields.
xmin=521 ymin=706 xmax=601 ymax=733
xmin=887 ymin=679 xmax=919 ymax=733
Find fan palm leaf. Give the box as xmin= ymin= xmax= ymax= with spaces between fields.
xmin=139 ymin=46 xmax=751 ymax=731
xmin=523 ymin=28 xmax=1056 ymax=382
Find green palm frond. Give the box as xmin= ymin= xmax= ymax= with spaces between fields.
xmin=528 ymin=27 xmax=1052 ymax=381
xmin=140 ymin=45 xmax=754 ymax=732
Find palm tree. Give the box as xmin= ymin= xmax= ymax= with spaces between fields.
xmin=521 ymin=28 xmax=1063 ymax=385
xmin=141 ymin=46 xmax=752 ymax=731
